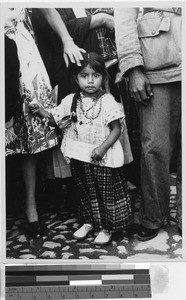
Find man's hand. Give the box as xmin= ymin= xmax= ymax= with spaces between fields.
xmin=128 ymin=67 xmax=153 ymax=105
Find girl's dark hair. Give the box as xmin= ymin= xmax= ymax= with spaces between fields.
xmin=72 ymin=52 xmax=108 ymax=78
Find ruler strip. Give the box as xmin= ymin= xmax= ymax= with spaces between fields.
xmin=6 ymin=265 xmax=151 ymax=299
xmin=6 ymin=285 xmax=151 ymax=299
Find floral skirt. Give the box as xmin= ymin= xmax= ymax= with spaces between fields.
xmin=5 ymin=104 xmax=58 ymax=155
xmin=5 ymin=11 xmax=58 ymax=155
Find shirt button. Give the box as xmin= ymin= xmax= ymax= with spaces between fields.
xmin=152 ymin=29 xmax=156 ymax=35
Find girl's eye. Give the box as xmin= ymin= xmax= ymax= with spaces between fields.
xmin=79 ymin=74 xmax=86 ymax=78
xmin=94 ymin=73 xmax=101 ymax=78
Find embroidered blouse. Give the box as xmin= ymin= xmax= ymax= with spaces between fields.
xmin=52 ymin=92 xmax=125 ymax=168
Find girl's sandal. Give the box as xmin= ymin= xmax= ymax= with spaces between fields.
xmin=73 ymin=224 xmax=94 ymax=240
xmin=93 ymin=229 xmax=112 ymax=246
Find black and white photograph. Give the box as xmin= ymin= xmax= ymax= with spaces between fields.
xmin=2 ymin=2 xmax=184 ymax=262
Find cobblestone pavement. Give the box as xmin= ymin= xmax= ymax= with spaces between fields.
xmin=6 ymin=175 xmax=182 ymax=260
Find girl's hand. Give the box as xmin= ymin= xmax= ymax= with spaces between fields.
xmin=29 ymin=103 xmax=48 ymax=118
xmin=63 ymin=39 xmax=86 ymax=67
xmin=29 ymin=103 xmax=40 ymax=115
xmin=91 ymin=120 xmax=121 ymax=164
xmin=91 ymin=146 xmax=106 ymax=163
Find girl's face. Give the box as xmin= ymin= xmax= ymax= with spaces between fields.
xmin=76 ymin=64 xmax=103 ymax=97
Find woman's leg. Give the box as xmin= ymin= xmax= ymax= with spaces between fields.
xmin=21 ymin=154 xmax=38 ymax=223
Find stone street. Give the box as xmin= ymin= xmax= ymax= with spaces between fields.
xmin=6 ymin=174 xmax=182 ymax=260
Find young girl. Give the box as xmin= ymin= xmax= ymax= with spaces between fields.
xmin=30 ymin=52 xmax=133 ymax=245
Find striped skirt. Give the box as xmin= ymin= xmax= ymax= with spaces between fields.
xmin=70 ymin=159 xmax=133 ymax=232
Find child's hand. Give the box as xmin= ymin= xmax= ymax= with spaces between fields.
xmin=91 ymin=146 xmax=106 ymax=163
xmin=29 ymin=103 xmax=48 ymax=118
xmin=29 ymin=103 xmax=40 ymax=115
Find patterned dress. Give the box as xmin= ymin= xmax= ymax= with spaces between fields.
xmin=5 ymin=8 xmax=58 ymax=155
xmin=52 ymin=92 xmax=133 ymax=232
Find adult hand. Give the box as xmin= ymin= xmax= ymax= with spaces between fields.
xmin=38 ymin=8 xmax=86 ymax=68
xmin=63 ymin=39 xmax=86 ymax=67
xmin=90 ymin=13 xmax=114 ymax=32
xmin=128 ymin=67 xmax=153 ymax=105
xmin=103 ymin=13 xmax=115 ymax=31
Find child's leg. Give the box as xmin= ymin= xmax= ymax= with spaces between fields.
xmin=70 ymin=159 xmax=96 ymax=240
xmin=93 ymin=166 xmax=133 ymax=245
xmin=70 ymin=159 xmax=97 ymax=225
xmin=95 ymin=166 xmax=133 ymax=231
xmin=71 ymin=162 xmax=113 ymax=244
xmin=21 ymin=154 xmax=38 ymax=223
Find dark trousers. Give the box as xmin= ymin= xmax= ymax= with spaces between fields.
xmin=140 ymin=82 xmax=181 ymax=229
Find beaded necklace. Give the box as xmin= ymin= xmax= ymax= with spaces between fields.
xmin=78 ymin=91 xmax=104 ymax=125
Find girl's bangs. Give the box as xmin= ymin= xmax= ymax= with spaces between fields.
xmin=89 ymin=58 xmax=105 ymax=75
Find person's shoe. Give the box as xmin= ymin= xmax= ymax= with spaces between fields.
xmin=73 ymin=224 xmax=93 ymax=240
xmin=137 ymin=226 xmax=159 ymax=241
xmin=24 ymin=221 xmax=45 ymax=239
xmin=93 ymin=229 xmax=112 ymax=245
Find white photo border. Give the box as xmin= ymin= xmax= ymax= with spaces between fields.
xmin=1 ymin=0 xmax=185 ymax=265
